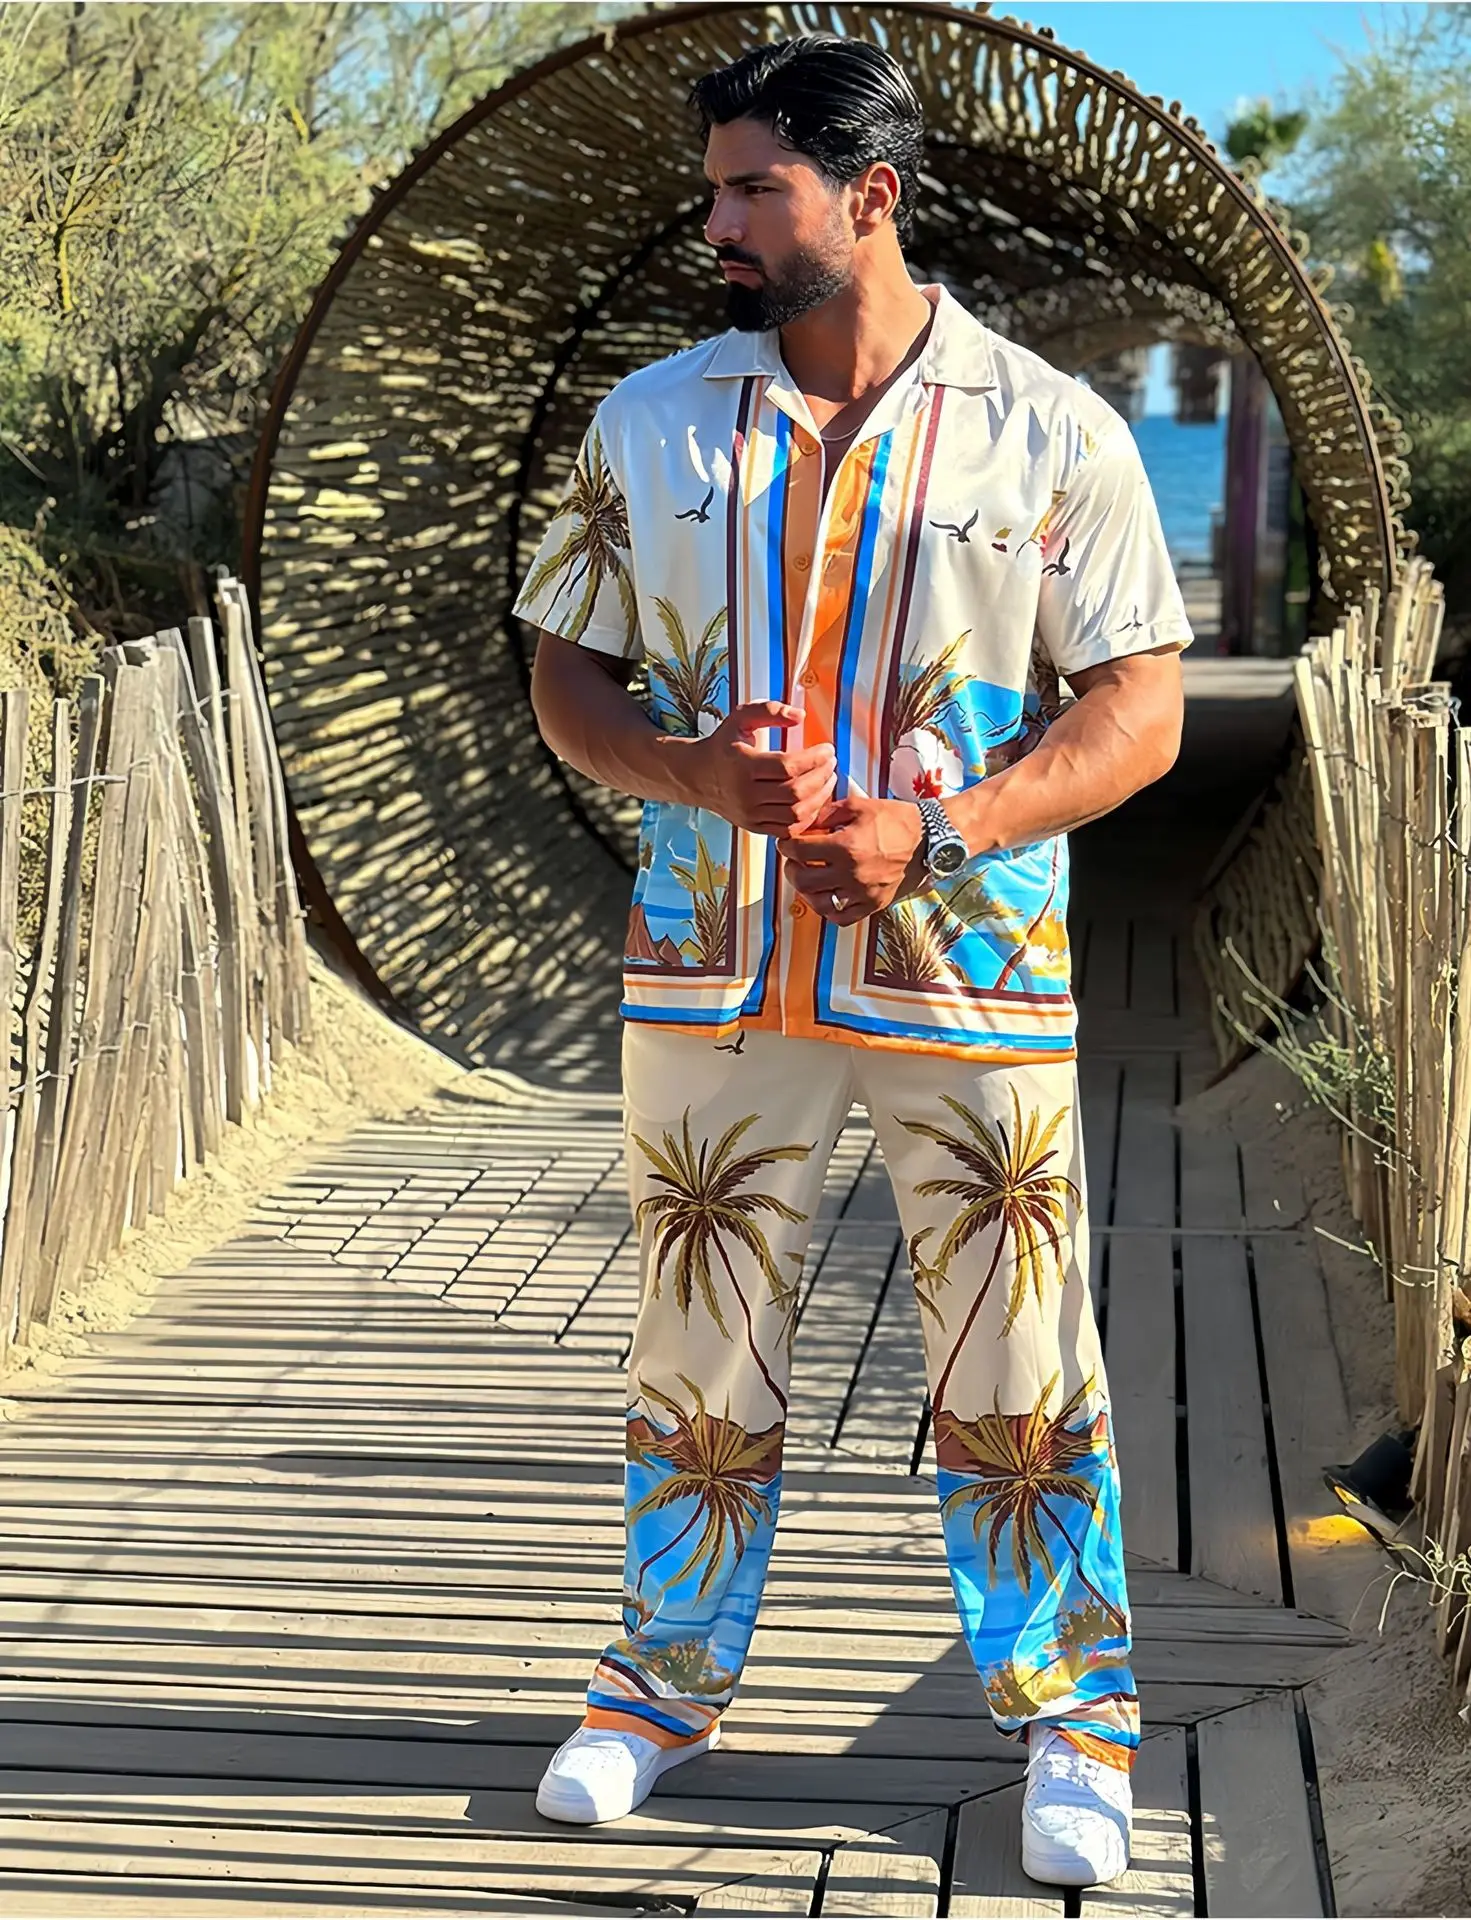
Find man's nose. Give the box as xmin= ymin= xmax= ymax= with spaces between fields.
xmin=704 ymin=188 xmax=743 ymax=248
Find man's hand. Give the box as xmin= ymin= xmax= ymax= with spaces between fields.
xmin=778 ymin=796 xmax=926 ymax=924
xmin=686 ymin=702 xmax=838 ymax=835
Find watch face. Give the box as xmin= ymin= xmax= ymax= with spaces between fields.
xmin=932 ymin=840 xmax=966 ymax=876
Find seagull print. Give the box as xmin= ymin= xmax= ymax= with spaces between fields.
xmin=715 ymin=1031 xmax=747 ymax=1055
xmin=931 ymin=510 xmax=978 ymax=544
xmin=1041 ymin=538 xmax=1072 ymax=578
xmin=675 ymin=484 xmax=716 ymax=524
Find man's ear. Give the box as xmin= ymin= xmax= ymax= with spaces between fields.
xmin=851 ymin=161 xmax=903 ymax=235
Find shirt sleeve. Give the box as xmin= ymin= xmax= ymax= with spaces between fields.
xmin=1035 ymin=420 xmax=1193 ymax=678
xmin=512 ymin=409 xmax=642 ymax=661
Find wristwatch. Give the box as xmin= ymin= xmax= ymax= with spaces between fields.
xmin=915 ymin=796 xmax=969 ymax=880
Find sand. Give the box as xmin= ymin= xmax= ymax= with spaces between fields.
xmin=1181 ymin=1051 xmax=1471 ymax=1919
xmin=0 ymin=950 xmax=467 ymax=1404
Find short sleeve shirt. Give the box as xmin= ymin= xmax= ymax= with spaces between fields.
xmin=514 ymin=286 xmax=1191 ymax=1064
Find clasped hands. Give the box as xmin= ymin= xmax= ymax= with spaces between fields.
xmin=680 ymin=699 xmax=931 ymax=925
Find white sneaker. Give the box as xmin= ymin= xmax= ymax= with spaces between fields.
xmin=535 ymin=1722 xmax=721 ymax=1825
xmin=1021 ymin=1726 xmax=1132 ymax=1887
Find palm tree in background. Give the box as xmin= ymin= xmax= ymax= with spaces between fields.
xmin=519 ymin=428 xmax=636 ymax=644
xmin=937 ymin=1372 xmax=1127 ymax=1633
xmin=902 ymin=1087 xmax=1079 ymax=1409
xmin=669 ymin=832 xmax=730 ymax=968
xmin=890 ymin=633 xmax=973 ymax=755
xmin=652 ymin=598 xmax=727 ymax=735
xmin=632 ymin=1111 xmax=815 ymax=1412
xmin=628 ymin=1377 xmax=780 ymax=1599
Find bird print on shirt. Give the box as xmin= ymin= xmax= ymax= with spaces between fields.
xmin=931 ymin=510 xmax=978 ymax=545
xmin=676 ymin=485 xmax=716 ymax=524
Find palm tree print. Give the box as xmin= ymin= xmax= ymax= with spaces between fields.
xmin=519 ymin=428 xmax=636 ymax=645
xmin=907 ymin=1227 xmax=948 ymax=1327
xmin=890 ymin=635 xmax=974 ymax=756
xmin=627 ymin=1377 xmax=781 ymax=1600
xmin=992 ymin=844 xmax=1064 ymax=992
xmin=902 ymin=1087 xmax=1079 ymax=1407
xmin=874 ymin=898 xmax=965 ymax=988
xmin=637 ymin=1635 xmax=740 ymax=1698
xmin=669 ymin=833 xmax=730 ymax=969
xmin=631 ymin=1110 xmax=815 ymax=1413
xmin=651 ymin=599 xmax=728 ymax=736
xmin=936 ymin=1372 xmax=1127 ymax=1633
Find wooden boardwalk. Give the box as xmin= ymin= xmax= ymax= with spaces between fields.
xmin=0 ymin=664 xmax=1378 ymax=1916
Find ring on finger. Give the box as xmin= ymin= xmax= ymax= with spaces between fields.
xmin=830 ymin=891 xmax=847 ymax=913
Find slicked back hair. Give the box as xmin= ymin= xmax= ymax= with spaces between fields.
xmin=690 ymin=34 xmax=924 ymax=244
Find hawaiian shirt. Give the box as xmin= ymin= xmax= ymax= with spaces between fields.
xmin=514 ymin=286 xmax=1191 ymax=1064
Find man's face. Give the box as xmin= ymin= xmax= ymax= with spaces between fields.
xmin=703 ymin=117 xmax=854 ymax=331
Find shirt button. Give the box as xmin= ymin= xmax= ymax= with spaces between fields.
xmin=794 ymin=554 xmax=811 ymax=572
xmin=790 ymin=899 xmax=807 ymax=919
xmin=800 ymin=669 xmax=819 ymax=688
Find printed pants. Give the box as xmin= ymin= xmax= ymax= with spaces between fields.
xmin=586 ymin=1026 xmax=1137 ymax=1768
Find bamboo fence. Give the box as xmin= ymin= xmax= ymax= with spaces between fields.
xmin=1292 ymin=558 xmax=1471 ymax=1698
xmin=0 ymin=574 xmax=312 ymax=1362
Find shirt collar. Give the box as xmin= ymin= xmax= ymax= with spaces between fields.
xmin=701 ymin=284 xmax=997 ymax=392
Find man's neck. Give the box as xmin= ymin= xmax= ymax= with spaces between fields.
xmin=778 ymin=275 xmax=936 ymax=415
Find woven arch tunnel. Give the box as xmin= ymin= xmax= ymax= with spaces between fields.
xmin=245 ymin=0 xmax=1407 ymax=1067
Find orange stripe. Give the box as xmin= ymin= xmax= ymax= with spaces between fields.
xmin=584 ymin=1707 xmax=719 ymax=1749
xmin=786 ymin=442 xmax=880 ymax=1039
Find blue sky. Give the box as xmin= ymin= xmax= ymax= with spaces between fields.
xmin=1005 ymin=3 xmax=1431 ymax=409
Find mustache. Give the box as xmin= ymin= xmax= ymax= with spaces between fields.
xmin=714 ymin=247 xmax=763 ymax=271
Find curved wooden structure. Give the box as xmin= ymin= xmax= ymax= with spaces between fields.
xmin=244 ymin=0 xmax=1407 ymax=1061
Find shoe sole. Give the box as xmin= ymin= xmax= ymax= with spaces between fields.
xmin=1021 ymin=1828 xmax=1130 ymax=1888
xmin=535 ymin=1722 xmax=721 ymax=1826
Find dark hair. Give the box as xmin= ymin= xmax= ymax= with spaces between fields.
xmin=690 ymin=34 xmax=924 ymax=244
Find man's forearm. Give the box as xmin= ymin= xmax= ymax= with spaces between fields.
xmin=945 ymin=658 xmax=1183 ymax=857
xmin=531 ymin=634 xmax=705 ymax=807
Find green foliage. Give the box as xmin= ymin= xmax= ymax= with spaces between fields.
xmin=1223 ymin=99 xmax=1308 ymax=170
xmin=0 ymin=1 xmax=627 ymax=633
xmin=1282 ymin=9 xmax=1471 ymax=602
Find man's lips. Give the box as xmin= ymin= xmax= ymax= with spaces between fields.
xmin=719 ymin=262 xmax=762 ymax=282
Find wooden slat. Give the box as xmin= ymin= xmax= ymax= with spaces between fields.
xmin=820 ymin=1807 xmax=947 ymax=1916
xmin=1128 ymin=921 xmax=1176 ymax=1015
xmin=1181 ymin=1236 xmax=1283 ymax=1602
xmin=1106 ymin=1231 xmax=1180 ymax=1569
xmin=1080 ymin=1729 xmax=1193 ymax=1916
xmin=1178 ymin=1127 xmax=1242 ymax=1230
xmin=0 ymin=1878 xmax=626 ymax=1918
xmin=693 ymin=1851 xmax=825 ymax=1912
xmin=1112 ymin=1056 xmax=1177 ymax=1230
xmin=1196 ymin=1695 xmax=1324 ymax=1916
xmin=1080 ymin=918 xmax=1129 ymax=1012
xmin=950 ymin=1785 xmax=1063 ymax=1917
xmin=1250 ymin=1234 xmax=1383 ymax=1623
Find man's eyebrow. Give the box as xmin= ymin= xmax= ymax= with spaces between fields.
xmin=703 ymin=169 xmax=780 ymax=186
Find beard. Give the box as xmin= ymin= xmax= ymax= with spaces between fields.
xmin=722 ymin=244 xmax=852 ymax=332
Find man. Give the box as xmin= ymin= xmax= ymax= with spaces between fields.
xmin=518 ymin=33 xmax=1188 ymax=1888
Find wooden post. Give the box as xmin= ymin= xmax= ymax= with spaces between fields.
xmin=0 ymin=691 xmax=30 ymax=1359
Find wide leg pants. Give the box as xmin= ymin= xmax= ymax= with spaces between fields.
xmin=585 ymin=1026 xmax=1138 ymax=1768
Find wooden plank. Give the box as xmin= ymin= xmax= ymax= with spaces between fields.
xmin=950 ymin=1785 xmax=1064 ymax=1917
xmin=833 ymin=1234 xmax=929 ymax=1465
xmin=0 ymin=696 xmax=67 ymax=1355
xmin=1112 ymin=1055 xmax=1177 ymax=1230
xmin=821 ymin=1807 xmax=948 ymax=1916
xmin=1129 ymin=920 xmax=1177 ymax=1015
xmin=20 ymin=676 xmax=102 ymax=1332
xmin=1181 ymin=1236 xmax=1283 ymax=1602
xmin=1177 ymin=1126 xmax=1242 ymax=1230
xmin=1251 ymin=1233 xmax=1383 ymax=1623
xmin=789 ymin=1224 xmax=900 ymax=1450
xmin=1080 ymin=1729 xmax=1193 ymax=1916
xmin=1080 ymin=917 xmax=1129 ymax=1012
xmin=0 ymin=1818 xmax=832 ymax=1901
xmin=693 ymin=1851 xmax=825 ymax=1912
xmin=1240 ymin=1135 xmax=1308 ymax=1231
xmin=1106 ymin=1231 xmax=1180 ymax=1569
xmin=1196 ymin=1694 xmax=1324 ymax=1917
xmin=0 ymin=1879 xmax=627 ymax=1918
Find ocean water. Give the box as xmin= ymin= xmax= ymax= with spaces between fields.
xmin=1128 ymin=414 xmax=1226 ymax=565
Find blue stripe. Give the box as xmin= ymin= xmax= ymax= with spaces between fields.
xmin=804 ymin=1002 xmax=1078 ymax=1052
xmin=740 ymin=411 xmax=791 ymax=1019
xmin=818 ymin=434 xmax=893 ymax=1025
xmin=620 ymin=999 xmax=741 ymax=1028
